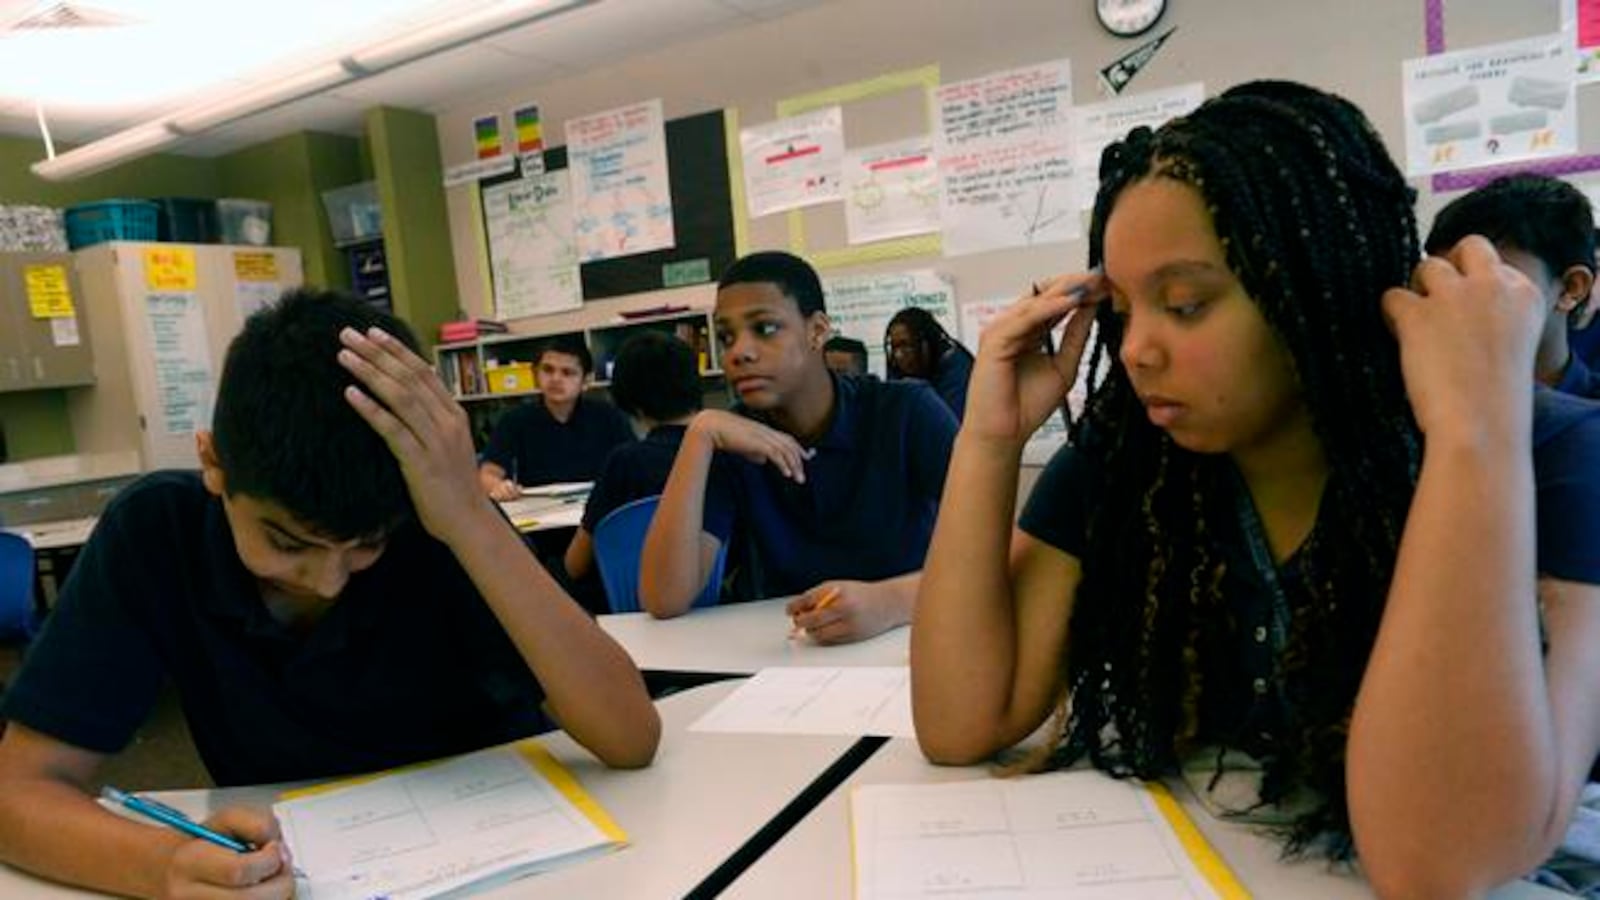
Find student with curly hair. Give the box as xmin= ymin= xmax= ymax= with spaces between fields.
xmin=912 ymin=81 xmax=1600 ymax=897
xmin=885 ymin=306 xmax=975 ymax=421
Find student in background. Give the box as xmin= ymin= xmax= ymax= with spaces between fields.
xmin=823 ymin=335 xmax=870 ymax=377
xmin=0 ymin=289 xmax=658 ymax=898
xmin=912 ymin=82 xmax=1600 ymax=897
xmin=885 ymin=306 xmax=975 ymax=422
xmin=564 ymin=330 xmax=702 ymax=585
xmin=640 ymin=251 xmax=958 ymax=644
xmin=478 ymin=336 xmax=635 ymax=500
xmin=1425 ymin=172 xmax=1600 ymax=398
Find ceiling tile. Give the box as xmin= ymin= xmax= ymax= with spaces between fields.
xmin=329 ymin=43 xmax=562 ymax=112
xmin=486 ymin=0 xmax=738 ymax=68
xmin=715 ymin=0 xmax=827 ymax=20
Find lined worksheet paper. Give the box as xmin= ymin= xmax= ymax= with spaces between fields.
xmin=853 ymin=771 xmax=1241 ymax=899
xmin=688 ymin=667 xmax=915 ymax=737
xmin=275 ymin=743 xmax=623 ymax=900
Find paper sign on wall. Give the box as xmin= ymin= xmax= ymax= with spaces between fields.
xmin=233 ymin=252 xmax=279 ymax=282
xmin=843 ymin=139 xmax=940 ymax=245
xmin=1073 ymin=83 xmax=1205 ymax=209
xmin=514 ymin=103 xmax=546 ymax=175
xmin=483 ymin=169 xmax=582 ymax=320
xmin=1402 ymin=32 xmax=1577 ymax=176
xmin=145 ymin=247 xmax=197 ymax=292
xmin=565 ymin=98 xmax=675 ymax=262
xmin=144 ymin=293 xmax=214 ymax=435
xmin=935 ymin=60 xmax=1079 ymax=256
xmin=24 ymin=263 xmax=74 ymax=318
xmin=474 ymin=113 xmax=505 ymax=160
xmin=824 ymin=269 xmax=956 ymax=377
xmin=740 ymin=106 xmax=847 ymax=218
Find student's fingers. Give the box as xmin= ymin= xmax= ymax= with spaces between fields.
xmin=490 ymin=480 xmax=520 ymax=502
xmin=202 ymin=806 xmax=281 ymax=847
xmin=170 ymin=839 xmax=285 ymax=890
xmin=344 ymin=384 xmax=426 ymax=462
xmin=337 ymin=329 xmax=454 ymax=436
xmin=1406 ymin=254 xmax=1461 ymax=296
xmin=1379 ymin=286 xmax=1420 ymax=338
xmin=984 ymin=273 xmax=1101 ymax=357
xmin=1051 ymin=301 xmax=1100 ymax=384
xmin=1441 ymin=233 xmax=1503 ymax=277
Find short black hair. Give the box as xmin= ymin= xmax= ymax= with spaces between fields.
xmin=1426 ymin=173 xmax=1597 ymax=280
xmin=717 ymin=251 xmax=826 ymax=317
xmin=538 ymin=334 xmax=593 ymax=374
xmin=609 ymin=331 xmax=702 ymax=421
xmin=823 ymin=335 xmax=869 ymax=370
xmin=212 ymin=286 xmax=420 ymax=540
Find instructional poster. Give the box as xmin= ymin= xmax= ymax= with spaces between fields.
xmin=483 ymin=170 xmax=582 ymax=319
xmin=1403 ymin=32 xmax=1576 ymax=176
xmin=934 ymin=60 xmax=1078 ymax=256
xmin=739 ymin=105 xmax=846 ymax=218
xmin=1578 ymin=0 xmax=1600 ymax=83
xmin=1074 ymin=82 xmax=1205 ymax=209
xmin=843 ymin=139 xmax=940 ymax=244
xmin=565 ymin=99 xmax=675 ymax=262
xmin=144 ymin=293 xmax=214 ymax=435
xmin=824 ymin=269 xmax=956 ymax=377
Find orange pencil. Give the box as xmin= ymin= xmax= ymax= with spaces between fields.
xmin=788 ymin=586 xmax=842 ymax=639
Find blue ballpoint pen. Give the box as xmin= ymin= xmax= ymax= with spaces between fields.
xmin=101 ymin=786 xmax=306 ymax=878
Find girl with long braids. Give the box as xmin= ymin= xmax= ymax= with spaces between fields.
xmin=885 ymin=306 xmax=976 ymax=421
xmin=911 ymin=80 xmax=1600 ymax=897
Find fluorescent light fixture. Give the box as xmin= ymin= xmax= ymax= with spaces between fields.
xmin=31 ymin=0 xmax=593 ymax=181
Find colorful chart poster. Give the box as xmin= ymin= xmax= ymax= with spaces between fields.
xmin=482 ymin=170 xmax=582 ymax=320
xmin=1403 ymin=32 xmax=1576 ymax=176
xmin=1073 ymin=82 xmax=1204 ymax=209
xmin=823 ymin=269 xmax=955 ymax=378
xmin=842 ymin=139 xmax=939 ymax=245
xmin=739 ymin=106 xmax=846 ymax=218
xmin=935 ymin=60 xmax=1079 ymax=256
xmin=514 ymin=102 xmax=545 ymax=175
xmin=565 ymin=99 xmax=675 ymax=262
xmin=474 ymin=112 xmax=505 ymax=160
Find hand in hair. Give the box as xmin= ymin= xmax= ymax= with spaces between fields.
xmin=964 ymin=272 xmax=1103 ymax=450
xmin=1383 ymin=235 xmax=1544 ymax=441
xmin=337 ymin=326 xmax=490 ymax=541
xmin=687 ymin=409 xmax=814 ymax=483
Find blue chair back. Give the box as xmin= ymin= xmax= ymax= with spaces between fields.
xmin=0 ymin=532 xmax=38 ymax=643
xmin=592 ymin=495 xmax=727 ymax=614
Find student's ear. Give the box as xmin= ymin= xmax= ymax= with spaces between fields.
xmin=195 ymin=430 xmax=227 ymax=497
xmin=806 ymin=312 xmax=832 ymax=352
xmin=1562 ymin=265 xmax=1598 ymax=330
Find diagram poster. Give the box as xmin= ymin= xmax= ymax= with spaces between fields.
xmin=565 ymin=99 xmax=675 ymax=262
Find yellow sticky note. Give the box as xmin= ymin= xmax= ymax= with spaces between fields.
xmin=145 ymin=247 xmax=197 ymax=291
xmin=24 ymin=264 xmax=74 ymax=318
xmin=233 ymin=251 xmax=278 ymax=282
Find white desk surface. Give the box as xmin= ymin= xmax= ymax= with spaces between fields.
xmin=600 ymin=596 xmax=911 ymax=675
xmin=0 ymin=680 xmax=865 ymax=900
xmin=4 ymin=516 xmax=97 ymax=552
xmin=723 ymin=737 xmax=1567 ymax=900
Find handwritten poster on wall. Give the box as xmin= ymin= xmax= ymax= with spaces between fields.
xmin=823 ymin=269 xmax=955 ymax=378
xmin=1402 ymin=32 xmax=1576 ymax=176
xmin=483 ymin=170 xmax=582 ymax=319
xmin=1578 ymin=0 xmax=1600 ymax=84
xmin=934 ymin=60 xmax=1078 ymax=257
xmin=843 ymin=139 xmax=940 ymax=245
xmin=740 ymin=106 xmax=846 ymax=218
xmin=1074 ymin=83 xmax=1205 ymax=209
xmin=144 ymin=293 xmax=214 ymax=436
xmin=565 ymin=99 xmax=675 ymax=262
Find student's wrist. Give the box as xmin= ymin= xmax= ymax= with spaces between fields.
xmin=953 ymin=427 xmax=1028 ymax=462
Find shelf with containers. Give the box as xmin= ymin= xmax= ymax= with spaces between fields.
xmin=434 ymin=309 xmax=724 ymax=403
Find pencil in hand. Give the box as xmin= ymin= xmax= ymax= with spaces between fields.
xmin=787 ymin=586 xmax=842 ymax=640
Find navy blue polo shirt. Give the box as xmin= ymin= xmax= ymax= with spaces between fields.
xmin=702 ymin=373 xmax=958 ymax=599
xmin=931 ymin=349 xmax=974 ymax=422
xmin=581 ymin=424 xmax=687 ymax=531
xmin=1 ymin=472 xmax=548 ymax=786
xmin=1020 ymin=388 xmax=1600 ymax=746
xmin=1554 ymin=352 xmax=1600 ymax=400
xmin=483 ymin=396 xmax=635 ymax=487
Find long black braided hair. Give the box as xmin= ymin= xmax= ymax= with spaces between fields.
xmin=1047 ymin=80 xmax=1423 ymax=855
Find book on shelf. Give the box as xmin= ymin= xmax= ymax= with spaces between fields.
xmin=275 ymin=740 xmax=626 ymax=899
xmin=439 ymin=318 xmax=509 ymax=343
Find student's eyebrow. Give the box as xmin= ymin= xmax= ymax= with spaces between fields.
xmin=1143 ymin=259 xmax=1228 ymax=293
xmin=715 ymin=305 xmax=785 ymax=326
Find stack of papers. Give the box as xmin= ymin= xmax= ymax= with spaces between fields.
xmin=275 ymin=742 xmax=625 ymax=899
xmin=521 ymin=481 xmax=594 ymax=499
xmin=688 ymin=667 xmax=914 ymax=737
xmin=852 ymin=771 xmax=1246 ymax=899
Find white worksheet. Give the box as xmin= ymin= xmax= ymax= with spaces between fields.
xmin=275 ymin=743 xmax=623 ymax=899
xmin=853 ymin=771 xmax=1238 ymax=899
xmin=689 ymin=666 xmax=914 ymax=737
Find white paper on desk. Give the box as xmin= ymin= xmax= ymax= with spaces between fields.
xmin=852 ymin=771 xmax=1235 ymax=899
xmin=689 ymin=666 xmax=914 ymax=737
xmin=275 ymin=743 xmax=624 ymax=900
xmin=521 ymin=481 xmax=594 ymax=498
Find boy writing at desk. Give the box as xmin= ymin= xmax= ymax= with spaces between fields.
xmin=0 ymin=289 xmax=658 ymax=898
xmin=639 ymin=251 xmax=958 ymax=644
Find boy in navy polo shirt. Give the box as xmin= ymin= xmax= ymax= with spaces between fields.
xmin=1426 ymin=173 xmax=1600 ymax=398
xmin=640 ymin=252 xmax=958 ymax=644
xmin=478 ymin=336 xmax=636 ymax=500
xmin=0 ymin=289 xmax=658 ymax=898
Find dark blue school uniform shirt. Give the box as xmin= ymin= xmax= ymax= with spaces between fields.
xmin=1019 ymin=388 xmax=1600 ymax=746
xmin=0 ymin=472 xmax=549 ymax=786
xmin=483 ymin=396 xmax=635 ymax=486
xmin=1554 ymin=352 xmax=1600 ymax=400
xmin=580 ymin=424 xmax=687 ymax=531
xmin=701 ymin=373 xmax=958 ymax=599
